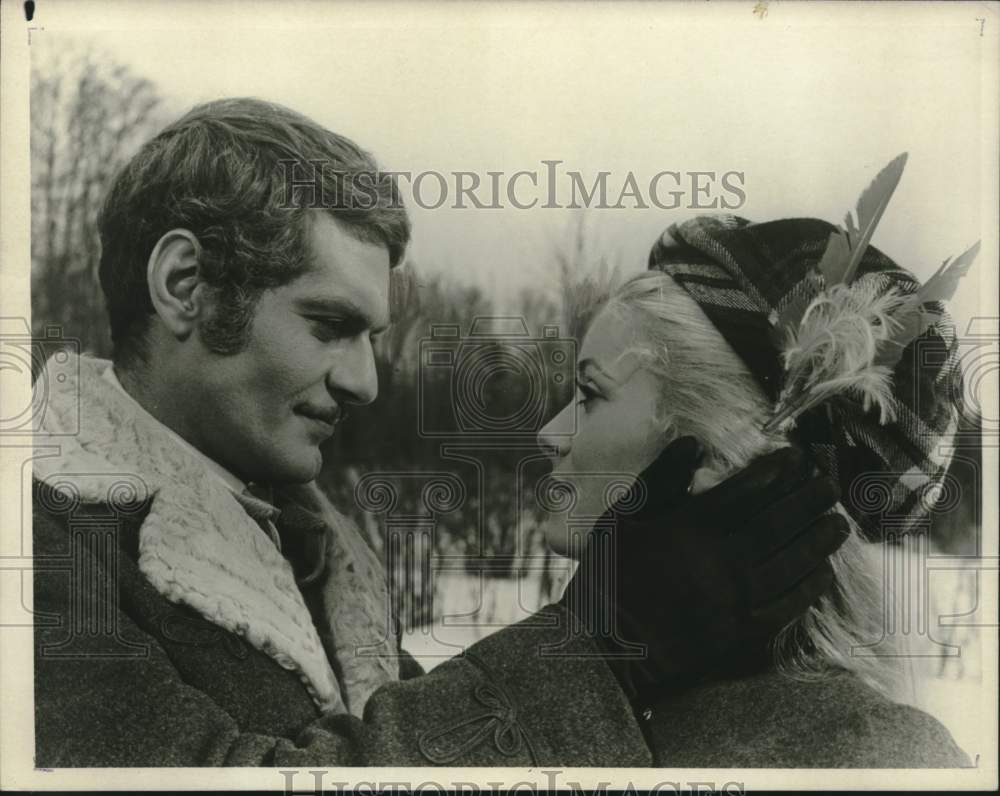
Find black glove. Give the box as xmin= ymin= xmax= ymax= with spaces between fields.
xmin=558 ymin=436 xmax=849 ymax=699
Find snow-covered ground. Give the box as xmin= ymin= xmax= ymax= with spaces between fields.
xmin=402 ymin=570 xmax=566 ymax=663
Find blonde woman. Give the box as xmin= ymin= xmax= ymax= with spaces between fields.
xmin=539 ymin=215 xmax=971 ymax=767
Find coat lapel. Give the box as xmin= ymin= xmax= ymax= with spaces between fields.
xmin=276 ymin=483 xmax=402 ymax=712
xmin=33 ymin=354 xmax=396 ymax=715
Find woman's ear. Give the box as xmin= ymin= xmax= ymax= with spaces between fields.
xmin=690 ymin=465 xmax=726 ymax=495
xmin=147 ymin=229 xmax=206 ymax=340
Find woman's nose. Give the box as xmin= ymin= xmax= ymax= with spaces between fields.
xmin=537 ymin=402 xmax=574 ymax=461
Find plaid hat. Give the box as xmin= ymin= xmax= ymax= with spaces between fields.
xmin=648 ymin=215 xmax=963 ymax=542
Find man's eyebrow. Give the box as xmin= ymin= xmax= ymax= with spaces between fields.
xmin=295 ymin=296 xmax=389 ymax=333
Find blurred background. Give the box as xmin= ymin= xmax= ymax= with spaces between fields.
xmin=27 ymin=36 xmax=616 ymax=622
xmin=24 ymin=2 xmax=994 ymax=759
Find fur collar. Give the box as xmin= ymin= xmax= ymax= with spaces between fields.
xmin=33 ymin=354 xmax=397 ymax=716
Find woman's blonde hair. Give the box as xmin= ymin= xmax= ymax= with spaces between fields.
xmin=606 ymin=270 xmax=901 ymax=697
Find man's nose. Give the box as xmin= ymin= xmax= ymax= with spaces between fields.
xmin=327 ymin=336 xmax=379 ymax=406
xmin=537 ymin=401 xmax=574 ymax=461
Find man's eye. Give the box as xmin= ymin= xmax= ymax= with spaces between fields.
xmin=311 ymin=318 xmax=348 ymax=342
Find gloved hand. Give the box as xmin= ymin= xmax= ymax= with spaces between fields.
xmin=558 ymin=436 xmax=849 ymax=699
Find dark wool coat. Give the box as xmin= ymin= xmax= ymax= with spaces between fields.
xmin=641 ymin=665 xmax=972 ymax=768
xmin=31 ymin=355 xmax=973 ymax=770
xmin=31 ymin=355 xmax=650 ymax=768
xmin=33 ymin=482 xmax=648 ymax=768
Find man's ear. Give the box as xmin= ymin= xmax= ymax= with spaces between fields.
xmin=147 ymin=229 xmax=207 ymax=340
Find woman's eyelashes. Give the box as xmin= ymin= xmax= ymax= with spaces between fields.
xmin=576 ymin=379 xmax=600 ymax=411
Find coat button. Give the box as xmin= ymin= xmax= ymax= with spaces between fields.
xmin=641 ymin=708 xmax=653 ymax=721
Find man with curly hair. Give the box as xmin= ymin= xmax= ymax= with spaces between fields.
xmin=31 ymin=98 xmax=844 ymax=766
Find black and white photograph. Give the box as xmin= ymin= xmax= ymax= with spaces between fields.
xmin=0 ymin=0 xmax=997 ymax=791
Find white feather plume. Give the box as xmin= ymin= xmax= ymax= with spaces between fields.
xmin=762 ymin=154 xmax=977 ymax=435
xmin=766 ymin=278 xmax=909 ymax=431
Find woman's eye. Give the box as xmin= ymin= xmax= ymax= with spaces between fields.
xmin=576 ymin=383 xmax=598 ymax=410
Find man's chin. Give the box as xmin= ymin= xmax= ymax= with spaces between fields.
xmin=262 ymin=448 xmax=324 ymax=485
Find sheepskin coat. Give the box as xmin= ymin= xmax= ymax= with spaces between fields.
xmin=32 ymin=354 xmax=650 ymax=767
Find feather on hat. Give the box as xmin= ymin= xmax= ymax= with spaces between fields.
xmin=648 ymin=155 xmax=978 ymax=540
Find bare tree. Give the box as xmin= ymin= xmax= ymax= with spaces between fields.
xmin=31 ymin=46 xmax=167 ymax=355
xmin=549 ymin=211 xmax=622 ymax=344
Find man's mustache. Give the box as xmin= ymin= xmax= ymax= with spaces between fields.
xmin=297 ymin=403 xmax=347 ymax=427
